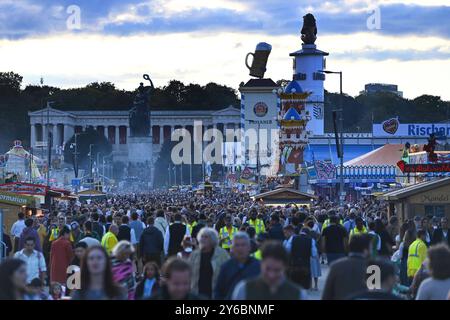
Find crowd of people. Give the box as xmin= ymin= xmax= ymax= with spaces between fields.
xmin=1 ymin=189 xmax=449 ymax=300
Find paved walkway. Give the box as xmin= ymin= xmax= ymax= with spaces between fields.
xmin=307 ymin=263 xmax=329 ymax=300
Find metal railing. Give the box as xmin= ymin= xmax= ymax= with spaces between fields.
xmin=336 ymin=165 xmax=397 ymax=179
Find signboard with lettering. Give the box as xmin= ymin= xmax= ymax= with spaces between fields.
xmin=373 ymin=121 xmax=450 ymax=137
xmin=0 ymin=191 xmax=35 ymax=206
xmin=397 ymin=160 xmax=450 ymax=173
xmin=0 ymin=182 xmax=47 ymax=196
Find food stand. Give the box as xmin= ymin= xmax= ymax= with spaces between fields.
xmin=252 ymin=187 xmax=317 ymax=207
xmin=0 ymin=191 xmax=39 ymax=234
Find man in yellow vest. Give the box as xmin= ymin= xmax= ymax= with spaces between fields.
xmin=407 ymin=230 xmax=428 ymax=279
xmin=219 ymin=215 xmax=238 ymax=250
xmin=101 ymin=224 xmax=119 ymax=255
xmin=247 ymin=210 xmax=265 ymax=235
xmin=349 ymin=217 xmax=368 ymax=239
xmin=321 ymin=211 xmax=343 ymax=232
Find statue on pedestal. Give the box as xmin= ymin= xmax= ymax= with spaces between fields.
xmin=129 ymin=74 xmax=154 ymax=137
xmin=301 ymin=13 xmax=317 ymax=45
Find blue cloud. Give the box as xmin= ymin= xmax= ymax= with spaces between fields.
xmin=333 ymin=49 xmax=450 ymax=61
xmin=0 ymin=0 xmax=449 ymax=41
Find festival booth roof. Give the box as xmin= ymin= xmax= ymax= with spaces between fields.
xmin=0 ymin=182 xmax=71 ymax=197
xmin=77 ymin=189 xmax=106 ymax=201
xmin=252 ymin=188 xmax=317 ymax=206
xmin=379 ymin=177 xmax=450 ymax=201
xmin=344 ymin=144 xmax=405 ymax=166
xmin=378 ymin=177 xmax=450 ymax=222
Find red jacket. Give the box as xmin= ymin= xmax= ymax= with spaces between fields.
xmin=50 ymin=238 xmax=73 ymax=284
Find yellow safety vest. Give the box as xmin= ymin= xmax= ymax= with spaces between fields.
xmin=252 ymin=249 xmax=262 ymax=260
xmin=219 ymin=226 xmax=238 ymax=249
xmin=101 ymin=231 xmax=118 ymax=255
xmin=321 ymin=219 xmax=343 ymax=232
xmin=188 ymin=221 xmax=197 ymax=234
xmin=49 ymin=227 xmax=75 ymax=242
xmin=407 ymin=239 xmax=427 ymax=278
xmin=350 ymin=226 xmax=368 ymax=238
xmin=248 ymin=219 xmax=265 ymax=235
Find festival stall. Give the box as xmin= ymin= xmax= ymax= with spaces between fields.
xmin=0 ymin=191 xmax=39 ymax=234
xmin=252 ymin=187 xmax=317 ymax=207
xmin=77 ymin=189 xmax=107 ymax=202
xmin=0 ymin=182 xmax=72 ymax=209
xmin=380 ymin=177 xmax=450 ymax=223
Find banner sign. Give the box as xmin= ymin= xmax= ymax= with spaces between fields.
xmin=314 ymin=160 xmax=336 ymax=179
xmin=397 ymin=160 xmax=450 ymax=173
xmin=373 ymin=120 xmax=450 ymax=137
xmin=0 ymin=182 xmax=48 ymax=196
xmin=0 ymin=191 xmax=35 ymax=206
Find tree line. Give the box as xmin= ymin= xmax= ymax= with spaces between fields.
xmin=1 ymin=71 xmax=449 ymax=154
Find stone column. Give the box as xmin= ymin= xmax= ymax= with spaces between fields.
xmin=63 ymin=124 xmax=74 ymax=144
xmin=103 ymin=126 xmax=108 ymax=140
xmin=127 ymin=126 xmax=131 ymax=138
xmin=30 ymin=124 xmax=36 ymax=148
xmin=159 ymin=125 xmax=164 ymax=145
xmin=53 ymin=124 xmax=60 ymax=149
xmin=115 ymin=126 xmax=120 ymax=145
xmin=42 ymin=124 xmax=46 ymax=146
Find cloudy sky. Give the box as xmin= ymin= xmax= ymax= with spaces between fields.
xmin=0 ymin=0 xmax=449 ymax=99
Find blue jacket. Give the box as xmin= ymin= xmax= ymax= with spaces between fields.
xmin=214 ymin=257 xmax=260 ymax=300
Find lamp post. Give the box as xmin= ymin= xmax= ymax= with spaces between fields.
xmin=88 ymin=144 xmax=94 ymax=189
xmin=319 ymin=70 xmax=344 ymax=204
xmin=70 ymin=132 xmax=82 ymax=178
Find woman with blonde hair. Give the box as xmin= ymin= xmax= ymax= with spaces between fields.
xmin=188 ymin=227 xmax=229 ymax=298
xmin=111 ymin=240 xmax=136 ymax=300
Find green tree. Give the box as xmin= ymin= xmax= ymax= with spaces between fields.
xmin=0 ymin=71 xmax=23 ymax=95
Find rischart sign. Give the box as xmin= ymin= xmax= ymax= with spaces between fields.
xmin=397 ymin=160 xmax=450 ymax=173
xmin=373 ymin=119 xmax=450 ymax=137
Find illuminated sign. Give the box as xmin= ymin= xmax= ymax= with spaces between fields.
xmin=397 ymin=160 xmax=450 ymax=173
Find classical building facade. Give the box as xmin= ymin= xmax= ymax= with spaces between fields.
xmin=28 ymin=106 xmax=241 ymax=163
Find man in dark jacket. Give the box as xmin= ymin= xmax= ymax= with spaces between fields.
xmin=231 ymin=241 xmax=306 ymax=300
xmin=431 ymin=217 xmax=449 ymax=246
xmin=267 ymin=214 xmax=284 ymax=241
xmin=191 ymin=213 xmax=207 ymax=240
xmin=288 ymin=227 xmax=315 ymax=290
xmin=117 ymin=215 xmax=134 ymax=242
xmin=322 ymin=234 xmax=372 ymax=300
xmin=164 ymin=213 xmax=189 ymax=257
xmin=139 ymin=217 xmax=164 ymax=266
xmin=91 ymin=212 xmax=104 ymax=239
xmin=215 ymin=232 xmax=260 ymax=299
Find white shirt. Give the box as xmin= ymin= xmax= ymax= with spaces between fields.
xmin=10 ymin=219 xmax=26 ymax=238
xmin=369 ymin=231 xmax=382 ymax=251
xmin=14 ymin=249 xmax=47 ymax=283
xmin=283 ymin=235 xmax=294 ymax=253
